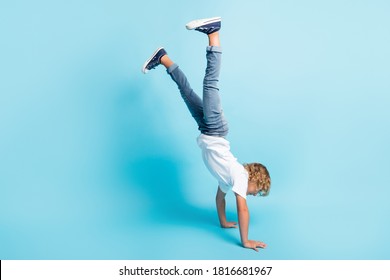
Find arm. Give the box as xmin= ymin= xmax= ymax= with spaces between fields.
xmin=235 ymin=193 xmax=267 ymax=252
xmin=216 ymin=186 xmax=237 ymax=228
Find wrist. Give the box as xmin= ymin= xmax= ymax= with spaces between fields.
xmin=241 ymin=238 xmax=249 ymax=244
xmin=220 ymin=220 xmax=228 ymax=227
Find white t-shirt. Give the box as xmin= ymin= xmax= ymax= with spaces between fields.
xmin=197 ymin=133 xmax=248 ymax=199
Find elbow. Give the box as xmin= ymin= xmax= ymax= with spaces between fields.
xmin=238 ymin=206 xmax=249 ymax=213
xmin=237 ymin=203 xmax=249 ymax=213
xmin=216 ymin=196 xmax=225 ymax=206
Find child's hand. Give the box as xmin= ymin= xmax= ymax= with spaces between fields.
xmin=221 ymin=221 xmax=238 ymax=228
xmin=243 ymin=240 xmax=267 ymax=252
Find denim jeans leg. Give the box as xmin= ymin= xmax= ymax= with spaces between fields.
xmin=167 ymin=64 xmax=206 ymax=132
xmin=202 ymin=46 xmax=229 ymax=136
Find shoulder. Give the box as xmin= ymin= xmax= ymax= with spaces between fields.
xmin=231 ymin=164 xmax=248 ymax=199
xmin=235 ymin=192 xmax=248 ymax=209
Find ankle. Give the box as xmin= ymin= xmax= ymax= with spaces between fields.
xmin=208 ymin=32 xmax=220 ymax=47
xmin=161 ymin=55 xmax=174 ymax=69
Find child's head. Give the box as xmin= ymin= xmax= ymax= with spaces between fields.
xmin=244 ymin=163 xmax=271 ymax=197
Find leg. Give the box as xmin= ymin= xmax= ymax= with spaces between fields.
xmin=202 ymin=32 xmax=228 ymax=136
xmin=142 ymin=17 xmax=227 ymax=136
xmin=186 ymin=17 xmax=228 ymax=136
xmin=142 ymin=47 xmax=206 ymax=131
xmin=162 ymin=55 xmax=207 ymax=132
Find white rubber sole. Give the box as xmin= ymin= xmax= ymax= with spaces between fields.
xmin=185 ymin=16 xmax=221 ymax=30
xmin=141 ymin=47 xmax=164 ymax=74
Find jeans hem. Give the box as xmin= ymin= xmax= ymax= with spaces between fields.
xmin=167 ymin=63 xmax=179 ymax=74
xmin=206 ymin=46 xmax=222 ymax=53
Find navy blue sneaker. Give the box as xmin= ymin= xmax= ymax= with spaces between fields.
xmin=186 ymin=17 xmax=221 ymax=34
xmin=142 ymin=47 xmax=167 ymax=74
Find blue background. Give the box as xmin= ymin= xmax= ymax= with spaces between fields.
xmin=1 ymin=0 xmax=389 ymax=259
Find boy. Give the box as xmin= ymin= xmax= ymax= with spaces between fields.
xmin=141 ymin=17 xmax=271 ymax=251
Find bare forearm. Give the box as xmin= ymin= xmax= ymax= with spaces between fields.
xmin=216 ymin=187 xmax=237 ymax=228
xmin=237 ymin=206 xmax=250 ymax=244
xmin=216 ymin=196 xmax=227 ymax=226
xmin=235 ymin=194 xmax=266 ymax=251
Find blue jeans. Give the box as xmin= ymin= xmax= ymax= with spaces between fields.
xmin=167 ymin=46 xmax=229 ymax=137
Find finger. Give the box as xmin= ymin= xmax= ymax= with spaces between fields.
xmin=228 ymin=222 xmax=238 ymax=228
xmin=253 ymin=246 xmax=259 ymax=252
xmin=257 ymin=242 xmax=267 ymax=248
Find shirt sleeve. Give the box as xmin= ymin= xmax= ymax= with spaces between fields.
xmin=218 ymin=181 xmax=230 ymax=193
xmin=231 ymin=169 xmax=248 ymax=199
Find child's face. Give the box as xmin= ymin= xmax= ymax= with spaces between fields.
xmin=247 ymin=181 xmax=262 ymax=196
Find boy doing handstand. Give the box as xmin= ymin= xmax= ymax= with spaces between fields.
xmin=142 ymin=17 xmax=271 ymax=251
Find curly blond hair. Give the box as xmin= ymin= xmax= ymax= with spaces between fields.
xmin=243 ymin=163 xmax=271 ymax=196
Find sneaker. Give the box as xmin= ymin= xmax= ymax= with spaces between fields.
xmin=185 ymin=17 xmax=221 ymax=34
xmin=141 ymin=47 xmax=167 ymax=74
